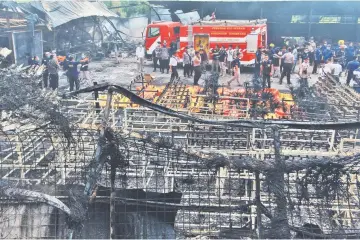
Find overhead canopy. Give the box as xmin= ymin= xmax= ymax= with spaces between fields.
xmin=30 ymin=1 xmax=117 ymax=27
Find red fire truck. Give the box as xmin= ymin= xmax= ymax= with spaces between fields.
xmin=145 ymin=19 xmax=267 ymax=66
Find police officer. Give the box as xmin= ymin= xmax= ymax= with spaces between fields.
xmin=211 ymin=45 xmax=220 ymax=73
xmin=169 ymin=52 xmax=179 ymax=81
xmin=346 ymin=56 xmax=360 ymax=86
xmin=152 ymin=41 xmax=161 ymax=72
xmin=260 ymin=54 xmax=273 ymax=89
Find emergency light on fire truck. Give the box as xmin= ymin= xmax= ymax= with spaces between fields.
xmin=145 ymin=19 xmax=267 ymax=66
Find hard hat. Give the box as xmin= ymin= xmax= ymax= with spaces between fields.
xmin=269 ymin=43 xmax=275 ymax=47
xmin=338 ymin=40 xmax=345 ymax=45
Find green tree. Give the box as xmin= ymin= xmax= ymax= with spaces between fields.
xmin=104 ymin=0 xmax=150 ymax=18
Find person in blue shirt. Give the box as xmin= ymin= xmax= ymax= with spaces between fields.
xmin=67 ymin=56 xmax=81 ymax=91
xmin=254 ymin=46 xmax=263 ymax=78
xmin=312 ymin=46 xmax=322 ymax=74
xmin=346 ymin=42 xmax=355 ymax=66
xmin=322 ymin=45 xmax=333 ymax=62
xmin=346 ymin=56 xmax=360 ymax=85
xmin=320 ymin=41 xmax=327 ymax=52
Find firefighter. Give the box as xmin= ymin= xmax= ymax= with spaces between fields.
xmin=169 ymin=52 xmax=179 ymax=81
xmin=152 ymin=41 xmax=161 ymax=72
xmin=219 ymin=46 xmax=227 ymax=77
xmin=160 ymin=43 xmax=170 ymax=74
xmin=260 ymin=54 xmax=273 ymax=89
xmin=280 ymin=47 xmax=294 ymax=85
xmin=255 ymin=46 xmax=262 ymax=78
xmin=183 ymin=46 xmax=192 ymax=78
xmin=227 ymin=52 xmax=241 ymax=87
xmin=193 ymin=51 xmax=202 ymax=85
xmin=211 ymin=45 xmax=220 ymax=73
xmin=226 ymin=45 xmax=234 ymax=75
xmin=41 ymin=52 xmax=51 ymax=88
xmin=47 ymin=54 xmax=60 ymax=90
xmin=136 ymin=43 xmax=145 ymax=72
xmin=335 ymin=45 xmax=346 ymax=70
xmin=346 ymin=56 xmax=360 ymax=86
xmin=67 ymin=56 xmax=81 ymax=92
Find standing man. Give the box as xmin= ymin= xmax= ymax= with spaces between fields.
xmin=272 ymin=49 xmax=281 ymax=78
xmin=226 ymin=45 xmax=234 ymax=75
xmin=346 ymin=56 xmax=360 ymax=86
xmin=211 ymin=45 xmax=220 ymax=73
xmin=41 ymin=52 xmax=51 ymax=88
xmin=323 ymin=44 xmax=333 ymax=62
xmin=79 ymin=54 xmax=90 ymax=84
xmin=299 ymin=57 xmax=310 ymax=88
xmin=193 ymin=51 xmax=202 ymax=85
xmin=169 ymin=52 xmax=179 ymax=81
xmin=160 ymin=43 xmax=170 ymax=74
xmin=47 ymin=54 xmax=60 ymax=90
xmin=346 ymin=42 xmax=355 ymax=66
xmin=313 ymin=46 xmax=322 ymax=74
xmin=183 ymin=46 xmax=191 ymax=78
xmin=260 ymin=54 xmax=273 ymax=89
xmin=331 ymin=59 xmax=343 ymax=82
xmin=308 ymin=37 xmax=316 ymax=66
xmin=227 ymin=52 xmax=241 ymax=87
xmin=67 ymin=56 xmax=81 ymax=91
xmin=219 ymin=46 xmax=227 ymax=77
xmin=255 ymin=46 xmax=262 ymax=78
xmin=136 ymin=43 xmax=145 ymax=72
xmin=152 ymin=42 xmax=161 ymax=72
xmin=280 ymin=47 xmax=294 ymax=85
xmin=292 ymin=45 xmax=299 ymax=73
xmin=200 ymin=48 xmax=208 ymax=72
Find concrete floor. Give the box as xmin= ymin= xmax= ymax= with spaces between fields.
xmin=58 ymin=57 xmax=352 ymax=93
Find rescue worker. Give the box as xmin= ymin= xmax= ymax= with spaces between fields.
xmin=323 ymin=44 xmax=333 ymax=62
xmin=346 ymin=56 xmax=360 ymax=86
xmin=255 ymin=46 xmax=262 ymax=78
xmin=79 ymin=54 xmax=90 ymax=84
xmin=299 ymin=57 xmax=310 ymax=88
xmin=269 ymin=43 xmax=275 ymax=60
xmin=227 ymin=52 xmax=241 ymax=87
xmin=169 ymin=52 xmax=179 ymax=81
xmin=346 ymin=42 xmax=356 ymax=66
xmin=313 ymin=46 xmax=322 ymax=74
xmin=67 ymin=56 xmax=81 ymax=91
xmin=260 ymin=54 xmax=273 ymax=89
xmin=152 ymin=42 xmax=161 ymax=72
xmin=41 ymin=52 xmax=51 ymax=88
xmin=335 ymin=45 xmax=346 ymax=70
xmin=47 ymin=54 xmax=60 ymax=90
xmin=219 ymin=45 xmax=227 ymax=77
xmin=280 ymin=47 xmax=294 ymax=85
xmin=193 ymin=51 xmax=202 ymax=85
xmin=160 ymin=43 xmax=170 ymax=74
xmin=211 ymin=45 xmax=220 ymax=73
xmin=226 ymin=45 xmax=234 ymax=75
xmin=183 ymin=46 xmax=192 ymax=78
xmin=136 ymin=43 xmax=145 ymax=72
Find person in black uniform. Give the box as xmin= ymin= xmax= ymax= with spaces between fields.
xmin=255 ymin=46 xmax=263 ymax=78
xmin=260 ymin=54 xmax=273 ymax=89
xmin=41 ymin=52 xmax=50 ymax=88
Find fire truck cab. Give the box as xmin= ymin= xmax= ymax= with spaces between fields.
xmin=145 ymin=19 xmax=267 ymax=66
xmin=145 ymin=21 xmax=182 ymax=58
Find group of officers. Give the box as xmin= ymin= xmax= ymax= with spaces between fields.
xmin=28 ymin=52 xmax=90 ymax=91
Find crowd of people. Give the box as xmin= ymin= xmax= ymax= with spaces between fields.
xmin=147 ymin=37 xmax=360 ymax=89
xmin=28 ymin=52 xmax=90 ymax=91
